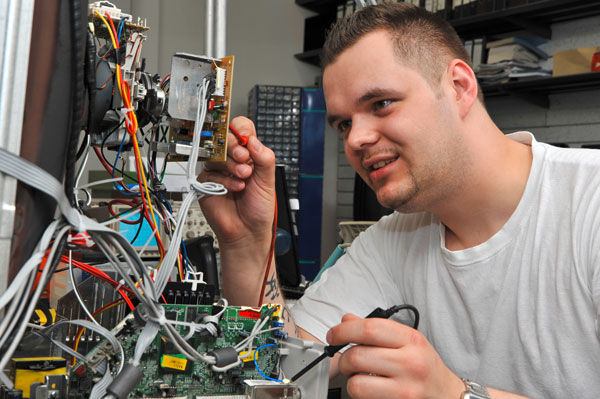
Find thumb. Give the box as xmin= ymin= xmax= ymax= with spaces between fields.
xmin=341 ymin=314 xmax=361 ymax=322
xmin=247 ymin=136 xmax=276 ymax=185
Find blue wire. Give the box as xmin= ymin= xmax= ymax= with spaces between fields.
xmin=110 ymin=139 xmax=136 ymax=196
xmin=117 ymin=18 xmax=126 ymax=41
xmin=111 ymin=130 xmax=136 ymax=195
xmin=253 ymin=344 xmax=282 ymax=382
xmin=180 ymin=239 xmax=190 ymax=275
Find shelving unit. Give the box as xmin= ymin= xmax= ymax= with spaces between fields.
xmin=482 ymin=72 xmax=600 ymax=107
xmin=451 ymin=0 xmax=600 ymax=40
xmin=295 ymin=0 xmax=600 ymax=106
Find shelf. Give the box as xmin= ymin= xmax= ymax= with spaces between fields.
xmin=481 ymin=72 xmax=600 ymax=107
xmin=451 ymin=0 xmax=600 ymax=39
xmin=294 ymin=48 xmax=322 ymax=66
xmin=295 ymin=0 xmax=343 ymax=13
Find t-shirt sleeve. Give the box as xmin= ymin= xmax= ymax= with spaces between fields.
xmin=290 ymin=215 xmax=404 ymax=343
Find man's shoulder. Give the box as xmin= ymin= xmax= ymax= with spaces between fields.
xmin=360 ymin=211 xmax=438 ymax=241
xmin=538 ymin=141 xmax=600 ymax=169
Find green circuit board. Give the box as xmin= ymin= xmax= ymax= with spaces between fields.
xmin=68 ymin=304 xmax=282 ymax=398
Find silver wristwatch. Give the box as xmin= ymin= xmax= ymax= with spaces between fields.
xmin=460 ymin=379 xmax=491 ymax=399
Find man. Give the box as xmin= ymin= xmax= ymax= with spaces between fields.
xmin=199 ymin=3 xmax=600 ymax=398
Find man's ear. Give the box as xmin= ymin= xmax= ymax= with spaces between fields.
xmin=447 ymin=59 xmax=478 ymax=119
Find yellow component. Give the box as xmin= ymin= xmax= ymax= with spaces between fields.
xmin=160 ymin=354 xmax=188 ymax=371
xmin=271 ymin=304 xmax=282 ymax=319
xmin=239 ymin=349 xmax=257 ymax=363
xmin=33 ymin=308 xmax=56 ymax=326
xmin=34 ymin=310 xmax=47 ymax=325
xmin=12 ymin=357 xmax=66 ymax=398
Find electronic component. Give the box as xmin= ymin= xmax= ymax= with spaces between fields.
xmin=10 ymin=358 xmax=66 ymax=398
xmin=0 ymin=386 xmax=23 ymax=399
xmin=88 ymin=1 xmax=132 ymax=21
xmin=151 ymin=53 xmax=234 ymax=162
xmin=29 ymin=375 xmax=67 ymax=399
xmin=243 ymin=380 xmax=301 ymax=399
xmin=68 ymin=304 xmax=283 ymax=398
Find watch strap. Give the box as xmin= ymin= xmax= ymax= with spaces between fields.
xmin=461 ymin=378 xmax=491 ymax=399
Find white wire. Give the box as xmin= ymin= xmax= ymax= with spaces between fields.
xmin=77 ymin=177 xmax=124 ymax=190
xmin=74 ymin=135 xmax=91 ymax=208
xmin=99 ymin=206 xmax=143 ymax=226
xmin=89 ymin=361 xmax=113 ymax=399
xmin=136 ymin=225 xmax=159 ymax=258
xmin=0 ymin=220 xmax=59 ymax=310
xmin=0 ymin=222 xmax=70 ymax=386
xmin=68 ymin=250 xmax=102 ymax=327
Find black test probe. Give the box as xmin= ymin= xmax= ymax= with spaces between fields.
xmin=290 ymin=304 xmax=419 ymax=382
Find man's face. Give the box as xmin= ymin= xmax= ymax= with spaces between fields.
xmin=324 ymin=30 xmax=466 ymax=213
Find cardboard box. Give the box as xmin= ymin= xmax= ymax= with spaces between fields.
xmin=553 ymin=46 xmax=600 ymax=77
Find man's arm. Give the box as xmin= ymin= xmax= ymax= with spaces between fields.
xmin=197 ymin=116 xmax=317 ymax=340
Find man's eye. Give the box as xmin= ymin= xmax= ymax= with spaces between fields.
xmin=337 ymin=120 xmax=352 ymax=134
xmin=373 ymin=99 xmax=392 ymax=111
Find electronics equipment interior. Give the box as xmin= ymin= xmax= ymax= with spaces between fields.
xmin=0 ymin=1 xmax=328 ymax=398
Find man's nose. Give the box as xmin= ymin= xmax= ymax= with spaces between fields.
xmin=346 ymin=118 xmax=378 ymax=151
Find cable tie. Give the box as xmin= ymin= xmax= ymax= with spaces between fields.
xmin=115 ymin=279 xmax=124 ymax=291
xmin=118 ymin=107 xmax=134 ymax=127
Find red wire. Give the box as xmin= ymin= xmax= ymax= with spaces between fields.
xmin=258 ymin=197 xmax=278 ymax=306
xmin=228 ymin=124 xmax=248 ymax=146
xmin=108 ymin=198 xmax=143 ymax=225
xmin=129 ymin=131 xmax=166 ymax=258
xmin=93 ymin=147 xmax=135 ymax=193
xmin=160 ymin=73 xmax=171 ymax=88
xmin=105 ymin=13 xmax=119 ymax=49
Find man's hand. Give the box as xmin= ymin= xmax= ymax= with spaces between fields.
xmin=198 ymin=116 xmax=276 ymax=248
xmin=327 ymin=314 xmax=464 ymax=399
xmin=198 ymin=116 xmax=276 ymax=305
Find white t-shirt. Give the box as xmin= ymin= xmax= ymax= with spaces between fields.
xmin=292 ymin=132 xmax=600 ymax=398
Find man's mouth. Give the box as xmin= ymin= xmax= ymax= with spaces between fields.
xmin=370 ymin=156 xmax=399 ymax=171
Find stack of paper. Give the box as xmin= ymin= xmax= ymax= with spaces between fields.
xmin=476 ymin=37 xmax=550 ymax=85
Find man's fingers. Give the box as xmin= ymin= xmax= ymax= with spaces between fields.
xmin=339 ymin=346 xmax=401 ymax=377
xmin=246 ymin=136 xmax=276 ymax=185
xmin=346 ymin=374 xmax=412 ymax=399
xmin=327 ymin=317 xmax=422 ymax=349
xmin=338 ymin=344 xmax=428 ymax=380
xmin=230 ymin=116 xmax=257 ymax=139
xmin=198 ymin=169 xmax=246 ymax=192
xmin=203 ymin=156 xmax=253 ymax=180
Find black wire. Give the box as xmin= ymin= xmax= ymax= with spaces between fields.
xmin=75 ymin=131 xmax=89 ymax=161
xmin=64 ymin=0 xmax=85 ymax=206
xmin=129 ymin=214 xmax=145 ymax=245
xmin=387 ymin=304 xmax=420 ymax=329
xmin=99 ymin=120 xmax=141 ymax=185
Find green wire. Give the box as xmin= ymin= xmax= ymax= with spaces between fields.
xmin=100 ymin=202 xmax=143 ymax=223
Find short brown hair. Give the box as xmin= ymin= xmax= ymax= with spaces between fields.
xmin=321 ymin=3 xmax=482 ymax=102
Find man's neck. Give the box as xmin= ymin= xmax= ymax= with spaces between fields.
xmin=435 ymin=131 xmax=533 ymax=251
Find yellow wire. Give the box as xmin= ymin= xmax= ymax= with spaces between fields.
xmin=72 ymin=300 xmax=125 ymax=365
xmin=94 ymin=9 xmax=175 ymax=269
xmin=131 ymin=133 xmax=164 ymax=258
